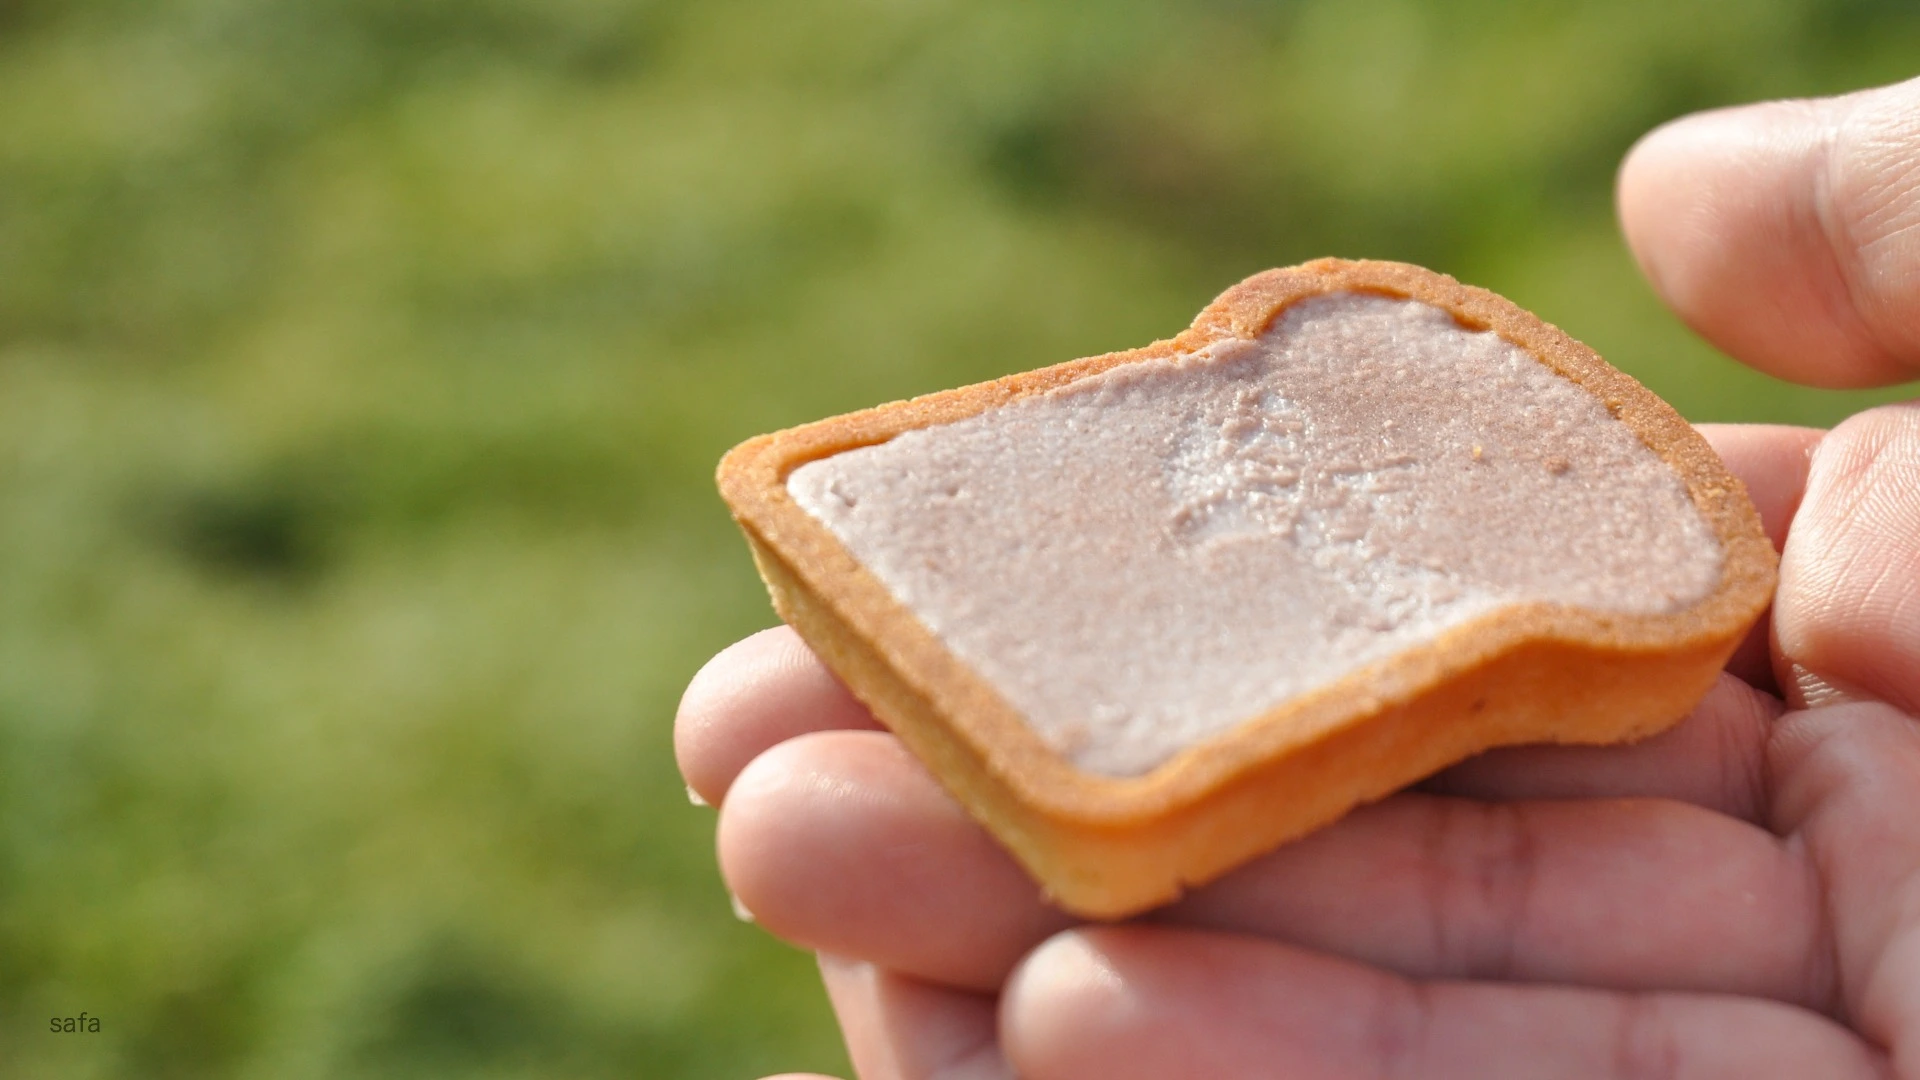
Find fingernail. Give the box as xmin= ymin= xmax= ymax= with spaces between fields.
xmin=729 ymin=891 xmax=756 ymax=924
xmin=686 ymin=784 xmax=709 ymax=807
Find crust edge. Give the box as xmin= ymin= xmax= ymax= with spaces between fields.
xmin=717 ymin=258 xmax=1777 ymax=918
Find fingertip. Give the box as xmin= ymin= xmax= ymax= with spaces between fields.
xmin=1617 ymin=109 xmax=1714 ymax=305
xmin=714 ymin=730 xmax=871 ymax=943
xmin=1006 ymin=928 xmax=1127 ymax=1008
xmin=1618 ymin=97 xmax=1861 ymax=385
xmin=1003 ymin=929 xmax=1136 ymax=1078
xmin=1618 ymin=78 xmax=1920 ymax=388
xmin=1617 ymin=102 xmax=1815 ymax=305
xmin=674 ymin=626 xmax=778 ymax=801
xmin=675 ymin=625 xmax=879 ymax=805
xmin=716 ymin=729 xmax=1065 ymax=990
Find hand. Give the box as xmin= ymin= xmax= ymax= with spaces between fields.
xmin=677 ymin=75 xmax=1920 ymax=1079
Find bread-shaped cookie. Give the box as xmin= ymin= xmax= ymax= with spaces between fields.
xmin=717 ymin=259 xmax=1776 ymax=919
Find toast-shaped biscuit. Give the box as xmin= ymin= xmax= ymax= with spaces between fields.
xmin=717 ymin=259 xmax=1776 ymax=918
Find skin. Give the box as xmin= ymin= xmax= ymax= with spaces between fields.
xmin=678 ymin=75 xmax=1920 ymax=1079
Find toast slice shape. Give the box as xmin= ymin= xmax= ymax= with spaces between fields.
xmin=717 ymin=258 xmax=1776 ymax=918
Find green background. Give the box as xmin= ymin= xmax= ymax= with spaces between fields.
xmin=1 ymin=1 xmax=1913 ymax=1076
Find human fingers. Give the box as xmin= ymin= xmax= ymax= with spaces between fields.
xmin=1002 ymin=927 xmax=1884 ymax=1080
xmin=1771 ymin=402 xmax=1920 ymax=713
xmin=1164 ymin=791 xmax=1832 ymax=1009
xmin=1698 ymin=423 xmax=1821 ymax=691
xmin=1619 ymin=75 xmax=1920 ymax=387
xmin=676 ymin=626 xmax=883 ymax=805
xmin=817 ymin=954 xmax=1010 ymax=1080
xmin=1697 ymin=423 xmax=1821 ymax=554
xmin=718 ymin=730 xmax=1073 ymax=993
xmin=1767 ymin=700 xmax=1920 ymax=1050
xmin=1426 ymin=672 xmax=1778 ymax=818
xmin=720 ymin=729 xmax=1832 ymax=1008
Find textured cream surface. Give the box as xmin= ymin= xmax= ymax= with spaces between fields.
xmin=788 ymin=293 xmax=1724 ymax=777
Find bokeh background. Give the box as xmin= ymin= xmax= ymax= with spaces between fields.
xmin=1 ymin=1 xmax=1915 ymax=1076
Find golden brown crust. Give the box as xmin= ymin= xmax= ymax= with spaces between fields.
xmin=717 ymin=259 xmax=1778 ymax=918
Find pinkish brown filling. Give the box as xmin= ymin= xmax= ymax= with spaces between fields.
xmin=788 ymin=293 xmax=1722 ymax=777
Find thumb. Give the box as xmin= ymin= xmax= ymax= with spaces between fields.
xmin=1618 ymin=75 xmax=1920 ymax=388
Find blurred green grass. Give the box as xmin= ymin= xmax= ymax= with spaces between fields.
xmin=0 ymin=1 xmax=1914 ymax=1076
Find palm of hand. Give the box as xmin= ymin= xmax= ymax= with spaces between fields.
xmin=677 ymin=78 xmax=1920 ymax=1079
